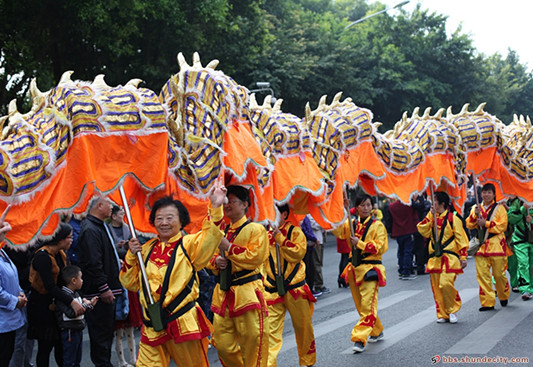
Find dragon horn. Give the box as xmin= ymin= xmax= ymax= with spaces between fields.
xmin=411 ymin=107 xmax=420 ymax=119
xmin=433 ymin=108 xmax=445 ymax=119
xmin=177 ymin=53 xmax=190 ymax=70
xmin=59 ymin=71 xmax=74 ymax=85
xmin=273 ymin=98 xmax=283 ymax=112
xmin=473 ymin=102 xmax=486 ymax=115
xmin=30 ymin=78 xmax=44 ymax=105
xmin=249 ymin=94 xmax=258 ymax=109
xmin=422 ymin=107 xmax=431 ymax=119
xmin=319 ymin=95 xmax=327 ymax=107
xmin=305 ymin=102 xmax=311 ymax=122
xmin=126 ymin=79 xmax=143 ymax=88
xmin=192 ymin=52 xmax=202 ymax=68
xmin=8 ymin=99 xmax=18 ymax=115
xmin=459 ymin=103 xmax=470 ymax=116
xmin=263 ymin=95 xmax=272 ymax=108
xmin=206 ymin=59 xmax=219 ymax=69
xmin=333 ymin=92 xmax=343 ymax=104
xmin=446 ymin=106 xmax=454 ymax=118
xmin=92 ymin=75 xmax=109 ymax=88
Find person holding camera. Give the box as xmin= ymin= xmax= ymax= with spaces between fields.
xmin=332 ymin=194 xmax=388 ymax=353
xmin=417 ymin=191 xmax=468 ymax=324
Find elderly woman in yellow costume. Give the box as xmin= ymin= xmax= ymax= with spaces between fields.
xmin=465 ymin=183 xmax=511 ymax=311
xmin=417 ymin=191 xmax=468 ymax=323
xmin=207 ymin=185 xmax=269 ymax=367
xmin=264 ymin=204 xmax=316 ymax=367
xmin=333 ymin=193 xmax=388 ymax=353
xmin=119 ymin=181 xmax=227 ymax=367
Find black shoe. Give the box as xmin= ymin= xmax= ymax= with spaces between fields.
xmin=479 ymin=306 xmax=495 ymax=312
xmin=338 ymin=278 xmax=348 ymax=288
xmin=500 ymin=299 xmax=508 ymax=307
xmin=417 ymin=270 xmax=427 ymax=275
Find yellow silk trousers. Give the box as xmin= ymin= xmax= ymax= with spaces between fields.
xmin=136 ymin=337 xmax=210 ymax=367
xmin=267 ymin=296 xmax=316 ymax=367
xmin=475 ymin=255 xmax=510 ymax=307
xmin=429 ymin=272 xmax=461 ymax=319
xmin=212 ymin=308 xmax=269 ymax=367
xmin=348 ymin=278 xmax=383 ymax=346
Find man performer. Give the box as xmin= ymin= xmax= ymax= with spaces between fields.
xmin=264 ymin=205 xmax=316 ymax=367
xmin=417 ymin=191 xmax=468 ymax=323
xmin=466 ymin=183 xmax=511 ymax=311
xmin=208 ymin=185 xmax=269 ymax=367
xmin=78 ymin=195 xmax=122 ymax=367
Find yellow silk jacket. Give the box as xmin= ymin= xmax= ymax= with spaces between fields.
xmin=466 ymin=202 xmax=509 ymax=256
xmin=207 ymin=215 xmax=269 ymax=317
xmin=119 ymin=206 xmax=224 ymax=346
xmin=332 ymin=216 xmax=388 ymax=286
xmin=263 ymin=222 xmax=314 ymax=305
xmin=417 ymin=210 xmax=468 ymax=273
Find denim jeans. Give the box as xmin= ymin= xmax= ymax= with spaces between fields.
xmin=397 ymin=234 xmax=415 ymax=276
xmin=61 ymin=329 xmax=83 ymax=367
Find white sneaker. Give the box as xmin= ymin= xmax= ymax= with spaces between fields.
xmin=352 ymin=341 xmax=365 ymax=353
xmin=449 ymin=313 xmax=457 ymax=324
xmin=436 ymin=318 xmax=447 ymax=323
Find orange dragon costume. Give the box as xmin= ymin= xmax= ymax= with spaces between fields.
xmin=466 ymin=201 xmax=510 ymax=308
xmin=333 ymin=216 xmax=388 ymax=348
xmin=264 ymin=221 xmax=316 ymax=367
xmin=207 ymin=215 xmax=269 ymax=367
xmin=119 ymin=206 xmax=224 ymax=367
xmin=417 ymin=210 xmax=469 ymax=320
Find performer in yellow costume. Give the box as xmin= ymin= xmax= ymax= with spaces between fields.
xmin=466 ymin=183 xmax=511 ymax=311
xmin=119 ymin=181 xmax=227 ymax=367
xmin=208 ymin=185 xmax=269 ymax=367
xmin=333 ymin=194 xmax=388 ymax=353
xmin=417 ymin=191 xmax=468 ymax=323
xmin=264 ymin=204 xmax=316 ymax=367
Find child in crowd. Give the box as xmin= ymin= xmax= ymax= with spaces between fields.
xmin=55 ymin=265 xmax=98 ymax=367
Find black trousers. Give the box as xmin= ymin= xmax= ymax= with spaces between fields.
xmin=85 ymin=300 xmax=116 ymax=367
xmin=0 ymin=330 xmax=16 ymax=367
xmin=304 ymin=247 xmax=316 ymax=291
xmin=413 ymin=233 xmax=428 ymax=273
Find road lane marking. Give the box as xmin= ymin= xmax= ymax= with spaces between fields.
xmin=445 ymin=296 xmax=533 ymax=354
xmin=340 ymin=287 xmax=478 ymax=354
xmin=280 ymin=290 xmax=422 ymax=354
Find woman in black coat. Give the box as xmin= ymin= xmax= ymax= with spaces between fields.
xmin=27 ymin=223 xmax=82 ymax=367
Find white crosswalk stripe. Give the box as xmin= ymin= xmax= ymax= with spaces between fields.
xmin=446 ymin=296 xmax=533 ymax=354
xmin=280 ymin=290 xmax=422 ymax=354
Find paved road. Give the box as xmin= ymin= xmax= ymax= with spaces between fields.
xmin=63 ymin=234 xmax=532 ymax=366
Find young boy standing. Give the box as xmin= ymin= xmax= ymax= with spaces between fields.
xmin=55 ymin=265 xmax=98 ymax=367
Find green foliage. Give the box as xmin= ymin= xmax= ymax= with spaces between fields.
xmin=1 ymin=0 xmax=532 ymax=127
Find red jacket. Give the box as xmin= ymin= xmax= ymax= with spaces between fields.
xmin=389 ymin=200 xmax=418 ymax=237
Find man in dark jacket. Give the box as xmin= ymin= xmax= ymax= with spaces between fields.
xmin=389 ymin=200 xmax=419 ymax=280
xmin=78 ymin=195 xmax=121 ymax=367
